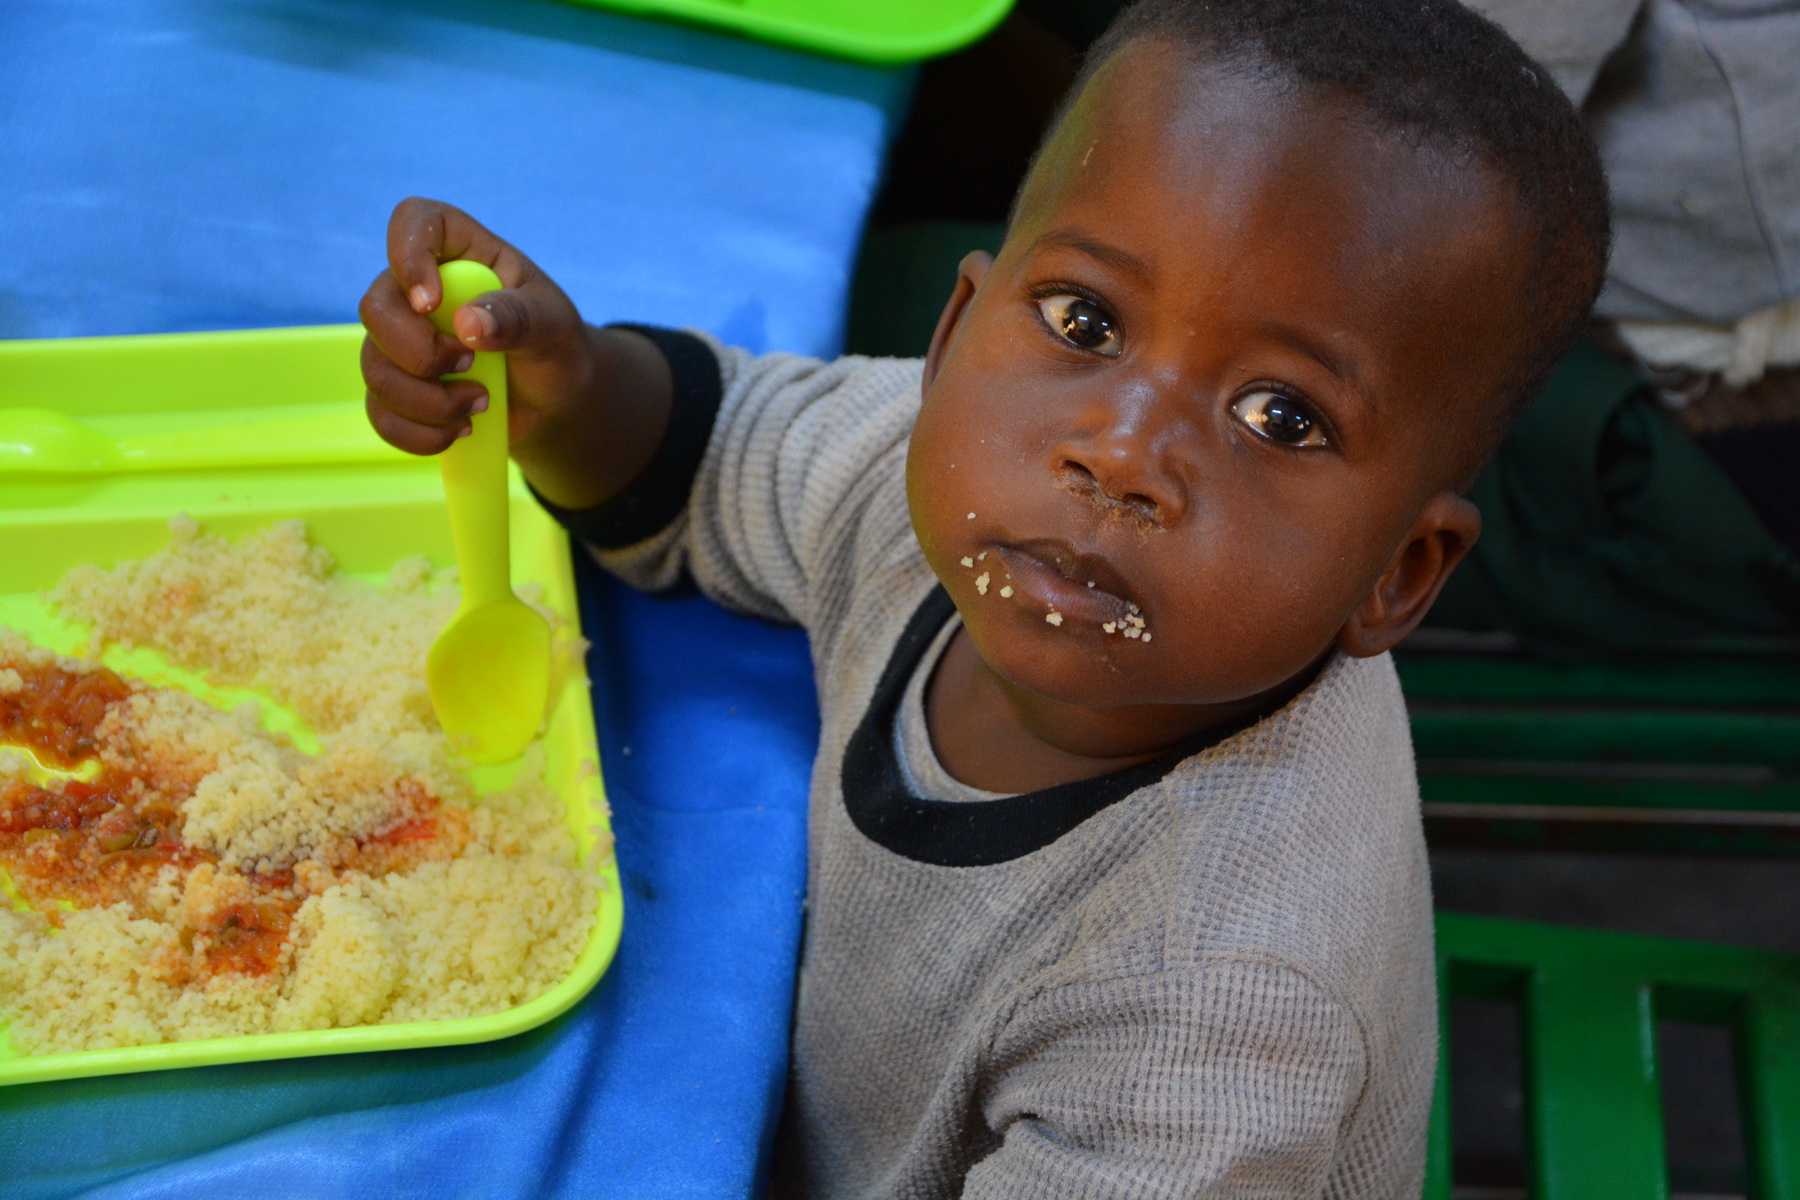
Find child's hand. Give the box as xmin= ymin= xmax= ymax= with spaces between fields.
xmin=358 ymin=197 xmax=593 ymax=454
xmin=358 ymin=197 xmax=675 ymax=513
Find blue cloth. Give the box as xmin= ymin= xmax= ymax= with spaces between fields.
xmin=3 ymin=578 xmax=822 ymax=1200
xmin=1 ymin=0 xmax=905 ymax=353
xmin=0 ymin=0 xmax=902 ymax=1194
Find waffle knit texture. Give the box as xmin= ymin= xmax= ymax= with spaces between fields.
xmin=586 ymin=336 xmax=1437 ymax=1199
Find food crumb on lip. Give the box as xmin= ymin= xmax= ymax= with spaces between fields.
xmin=960 ymin=556 xmax=974 ymax=568
xmin=1124 ymin=627 xmax=1141 ymax=639
xmin=1045 ymin=611 xmax=1063 ymax=626
xmin=977 ymin=551 xmax=987 ymax=560
xmin=1142 ymin=633 xmax=1152 ymax=642
xmin=999 ymin=585 xmax=1013 ymax=598
xmin=966 ymin=512 xmax=976 ymax=520
xmin=1102 ymin=622 xmax=1116 ymax=634
xmin=975 ymin=572 xmax=990 ymax=595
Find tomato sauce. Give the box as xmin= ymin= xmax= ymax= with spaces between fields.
xmin=1 ymin=655 xmax=449 ymax=982
xmin=0 ymin=659 xmax=132 ymax=768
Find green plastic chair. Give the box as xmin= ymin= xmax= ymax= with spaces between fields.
xmin=1399 ymin=654 xmax=1800 ymax=855
xmin=1427 ymin=911 xmax=1800 ymax=1199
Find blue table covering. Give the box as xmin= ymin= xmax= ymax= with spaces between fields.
xmin=0 ymin=1 xmax=905 ymax=1194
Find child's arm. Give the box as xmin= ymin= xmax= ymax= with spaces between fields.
xmin=358 ymin=197 xmax=673 ymax=512
xmin=362 ymin=197 xmax=924 ymax=630
xmin=959 ymin=961 xmax=1397 ymax=1196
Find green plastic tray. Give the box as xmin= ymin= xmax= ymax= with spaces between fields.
xmin=568 ymin=0 xmax=1013 ymax=62
xmin=0 ymin=324 xmax=623 ymax=1087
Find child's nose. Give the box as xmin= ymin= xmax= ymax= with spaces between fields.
xmin=1049 ymin=397 xmax=1188 ymax=527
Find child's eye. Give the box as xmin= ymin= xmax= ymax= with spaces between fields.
xmin=1230 ymin=390 xmax=1328 ymax=448
xmin=1036 ymin=294 xmax=1121 ymax=356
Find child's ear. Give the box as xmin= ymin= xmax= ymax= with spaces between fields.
xmin=921 ymin=251 xmax=994 ymax=392
xmin=1337 ymin=491 xmax=1482 ymax=658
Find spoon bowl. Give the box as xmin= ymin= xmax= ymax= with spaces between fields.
xmin=0 ymin=408 xmax=124 ymax=473
xmin=426 ymin=596 xmax=552 ymax=763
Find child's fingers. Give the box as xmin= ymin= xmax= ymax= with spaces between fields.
xmin=387 ymin=197 xmax=467 ymax=314
xmin=386 ymin=197 xmax=535 ymax=316
xmin=362 ymin=336 xmax=488 ymax=425
xmin=359 ymin=270 xmax=470 ymax=380
xmin=365 ymin=393 xmax=470 ymax=456
xmin=361 ymin=337 xmax=488 ymax=435
xmin=446 ymin=286 xmax=579 ymax=360
xmin=362 ymin=368 xmax=491 ymax=455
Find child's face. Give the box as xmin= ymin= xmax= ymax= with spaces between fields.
xmin=907 ymin=39 xmax=1528 ymax=716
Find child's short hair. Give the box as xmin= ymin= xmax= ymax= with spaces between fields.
xmin=1039 ymin=0 xmax=1612 ymax=459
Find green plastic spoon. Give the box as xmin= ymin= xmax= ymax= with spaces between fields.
xmin=424 ymin=260 xmax=552 ymax=765
xmin=0 ymin=404 xmax=406 ymax=476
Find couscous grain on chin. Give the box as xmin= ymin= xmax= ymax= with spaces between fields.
xmin=0 ymin=518 xmax=601 ymax=1055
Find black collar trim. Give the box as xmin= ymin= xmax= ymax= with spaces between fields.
xmin=841 ymin=587 xmax=1263 ymax=868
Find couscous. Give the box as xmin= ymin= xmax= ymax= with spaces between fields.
xmin=0 ymin=518 xmax=599 ymax=1055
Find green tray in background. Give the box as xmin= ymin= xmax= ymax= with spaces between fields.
xmin=569 ymin=0 xmax=1013 ymax=62
xmin=0 ymin=324 xmax=623 ymax=1087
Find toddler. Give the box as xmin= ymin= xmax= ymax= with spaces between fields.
xmin=359 ymin=0 xmax=1608 ymax=1193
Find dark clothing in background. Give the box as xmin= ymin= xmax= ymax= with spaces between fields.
xmin=1425 ymin=340 xmax=1800 ymax=657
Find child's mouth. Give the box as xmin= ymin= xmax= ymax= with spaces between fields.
xmin=990 ymin=539 xmax=1138 ymax=627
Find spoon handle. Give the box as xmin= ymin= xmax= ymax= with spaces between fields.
xmin=0 ymin=405 xmax=403 ymax=476
xmin=431 ymin=261 xmax=513 ymax=612
xmin=117 ymin=406 xmax=403 ymax=470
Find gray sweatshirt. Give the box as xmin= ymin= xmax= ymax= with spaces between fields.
xmin=559 ymin=331 xmax=1437 ymax=1199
